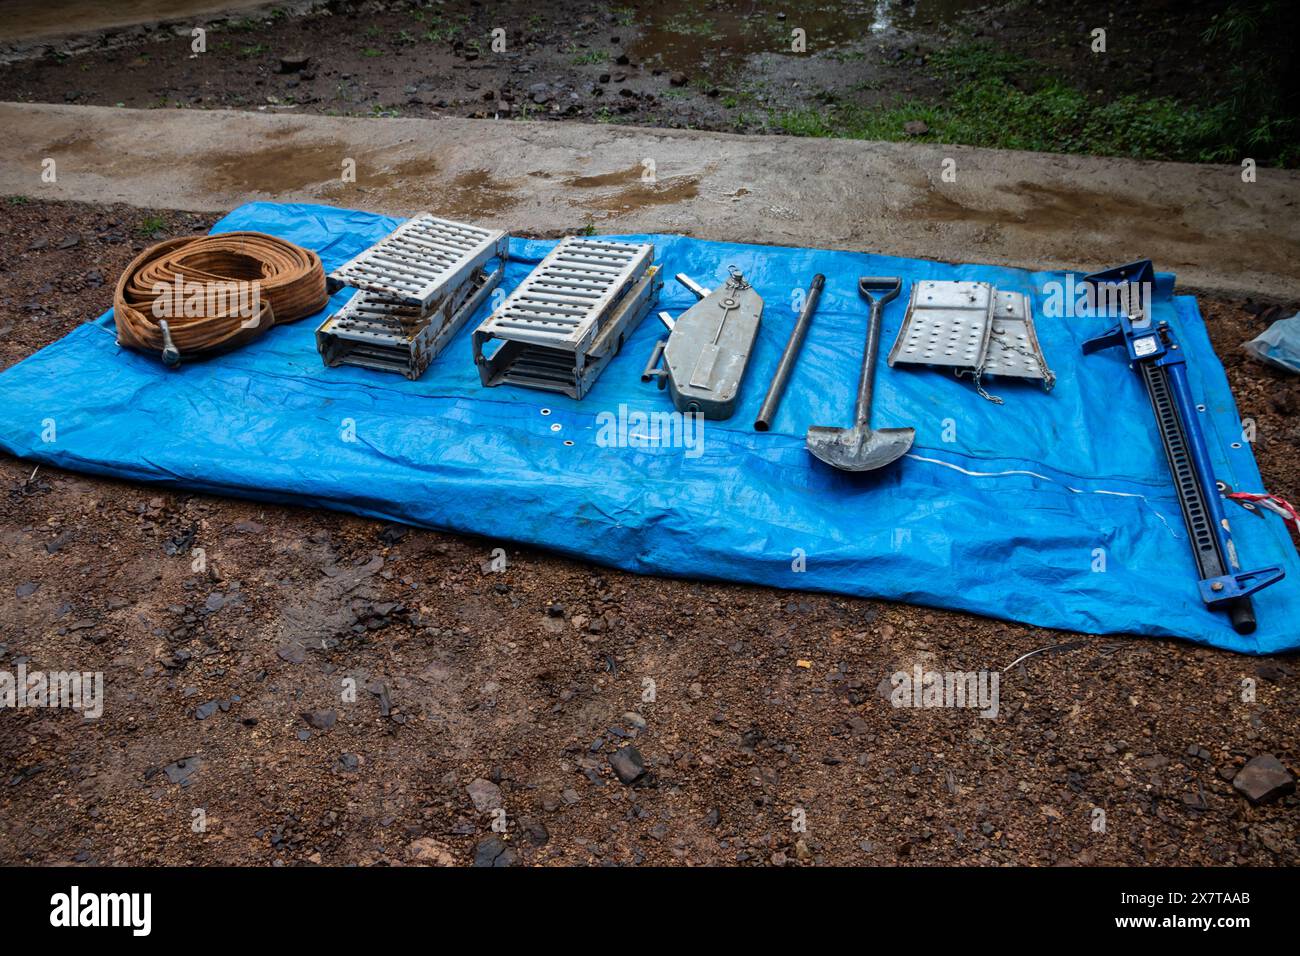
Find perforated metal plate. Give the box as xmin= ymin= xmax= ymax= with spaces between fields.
xmin=887 ymin=280 xmax=992 ymax=370
xmin=327 ymin=214 xmax=507 ymax=310
xmin=981 ymin=290 xmax=1051 ymax=382
xmin=887 ymin=280 xmax=1053 ymax=391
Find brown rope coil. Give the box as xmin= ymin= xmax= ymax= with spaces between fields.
xmin=113 ymin=232 xmax=328 ymax=362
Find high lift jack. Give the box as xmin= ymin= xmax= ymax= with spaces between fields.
xmin=1082 ymin=260 xmax=1284 ymax=634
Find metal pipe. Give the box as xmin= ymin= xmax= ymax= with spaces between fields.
xmin=754 ymin=274 xmax=824 ymax=432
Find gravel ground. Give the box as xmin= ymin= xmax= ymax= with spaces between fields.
xmin=0 ymin=199 xmax=1297 ymax=867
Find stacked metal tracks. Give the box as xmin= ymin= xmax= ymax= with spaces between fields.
xmin=316 ymin=214 xmax=509 ymax=380
xmin=471 ymin=237 xmax=660 ymax=399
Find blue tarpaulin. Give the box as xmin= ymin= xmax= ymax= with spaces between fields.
xmin=0 ymin=202 xmax=1295 ymax=654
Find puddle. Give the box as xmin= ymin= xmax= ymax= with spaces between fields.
xmin=907 ymin=179 xmax=1206 ymax=245
xmin=627 ymin=0 xmax=985 ymax=75
xmin=571 ymin=174 xmax=701 ymax=214
xmin=563 ymin=164 xmax=645 ymax=188
xmin=905 ymin=179 xmax=1300 ymax=272
xmin=372 ymin=168 xmax=522 ymax=219
xmin=202 ymin=142 xmax=439 ymax=194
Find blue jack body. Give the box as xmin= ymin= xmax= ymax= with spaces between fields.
xmin=1081 ymin=260 xmax=1283 ymax=634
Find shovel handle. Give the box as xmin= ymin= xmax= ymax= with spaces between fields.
xmin=855 ymin=278 xmax=901 ymax=428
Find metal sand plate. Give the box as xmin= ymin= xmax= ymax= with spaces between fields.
xmin=888 ymin=279 xmax=1054 ymax=392
xmin=327 ymin=213 xmax=508 ymax=310
xmin=317 ymin=212 xmax=509 ymax=379
xmin=888 ymin=280 xmax=993 ymax=371
xmin=472 ymin=237 xmax=660 ymax=399
xmin=981 ymin=289 xmax=1054 ymax=385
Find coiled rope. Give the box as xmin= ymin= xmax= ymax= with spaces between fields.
xmin=113 ymin=232 xmax=328 ymax=363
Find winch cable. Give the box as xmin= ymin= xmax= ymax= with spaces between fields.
xmin=113 ymin=232 xmax=328 ymax=364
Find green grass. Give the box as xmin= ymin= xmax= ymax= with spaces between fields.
xmin=662 ymin=13 xmax=716 ymax=38
xmin=360 ymin=48 xmax=384 ymax=58
xmin=136 ymin=216 xmax=166 ymax=237
xmin=570 ymin=49 xmax=609 ymax=65
xmin=421 ymin=14 xmax=467 ymax=43
xmin=767 ymin=41 xmax=1295 ymax=165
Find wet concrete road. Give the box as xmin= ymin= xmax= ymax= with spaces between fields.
xmin=3 ymin=101 xmax=1297 ymax=299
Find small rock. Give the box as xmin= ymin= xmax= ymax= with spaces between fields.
xmin=1256 ymin=661 xmax=1290 ymax=683
xmin=15 ymin=582 xmax=38 ymax=598
xmin=669 ymin=71 xmax=688 ymax=87
xmin=609 ymin=746 xmax=646 ymax=784
xmin=301 ymin=709 xmax=337 ymax=731
xmin=277 ymin=643 xmax=306 ymax=664
xmin=520 ymin=819 xmax=550 ymax=846
xmin=467 ymin=778 xmax=503 ymax=812
xmin=473 ymin=835 xmax=515 ymax=867
xmin=406 ymin=837 xmax=455 ymax=866
xmin=194 ymin=700 xmax=219 ymax=721
xmin=162 ymin=756 xmax=201 ymax=784
xmin=1232 ymin=755 xmax=1295 ymax=805
xmin=378 ymin=524 xmax=407 ymax=545
xmin=903 ymin=120 xmax=929 ymax=136
xmin=279 ymin=53 xmax=311 ymax=74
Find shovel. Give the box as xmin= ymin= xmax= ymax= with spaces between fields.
xmin=806 ymin=276 xmax=914 ymax=471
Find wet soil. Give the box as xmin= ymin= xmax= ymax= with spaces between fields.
xmin=0 ymin=199 xmax=1297 ymax=866
xmin=0 ymin=0 xmax=1242 ymax=137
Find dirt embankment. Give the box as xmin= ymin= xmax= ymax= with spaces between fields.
xmin=0 ymin=1 xmax=1239 ymax=141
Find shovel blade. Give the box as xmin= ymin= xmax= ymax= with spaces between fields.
xmin=805 ymin=425 xmax=915 ymax=472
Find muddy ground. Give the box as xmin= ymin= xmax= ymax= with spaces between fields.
xmin=0 ymin=0 xmax=1239 ymax=137
xmin=0 ymin=198 xmax=1297 ymax=867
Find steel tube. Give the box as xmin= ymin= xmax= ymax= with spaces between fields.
xmin=754 ymin=274 xmax=824 ymax=431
